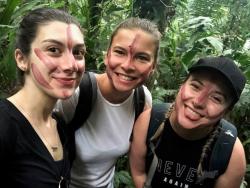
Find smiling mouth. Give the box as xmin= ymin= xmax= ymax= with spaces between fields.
xmin=55 ymin=77 xmax=76 ymax=86
xmin=116 ymin=73 xmax=136 ymax=81
xmin=185 ymin=105 xmax=205 ymax=118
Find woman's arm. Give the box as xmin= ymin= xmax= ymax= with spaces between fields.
xmin=214 ymin=137 xmax=246 ymax=188
xmin=129 ymin=108 xmax=151 ymax=188
xmin=142 ymin=85 xmax=152 ymax=111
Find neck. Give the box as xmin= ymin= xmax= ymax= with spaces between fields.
xmin=97 ymin=73 xmax=132 ymax=104
xmin=8 ymin=84 xmax=56 ymax=121
xmin=8 ymin=80 xmax=63 ymax=160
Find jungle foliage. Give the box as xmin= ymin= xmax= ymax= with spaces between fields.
xmin=0 ymin=0 xmax=250 ymax=187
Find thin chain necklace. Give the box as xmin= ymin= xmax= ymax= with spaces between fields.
xmin=14 ymin=101 xmax=60 ymax=153
xmin=36 ymin=118 xmax=59 ymax=153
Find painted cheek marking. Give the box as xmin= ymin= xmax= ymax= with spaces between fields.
xmin=34 ymin=48 xmax=57 ymax=71
xmin=67 ymin=26 xmax=78 ymax=71
xmin=31 ymin=63 xmax=53 ymax=89
xmin=67 ymin=26 xmax=73 ymax=50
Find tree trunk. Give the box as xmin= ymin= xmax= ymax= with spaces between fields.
xmin=133 ymin=0 xmax=175 ymax=34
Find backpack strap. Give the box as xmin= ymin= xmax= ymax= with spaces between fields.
xmin=72 ymin=75 xmax=143 ymax=131
xmin=144 ymin=142 xmax=158 ymax=188
xmin=196 ymin=119 xmax=237 ymax=184
xmin=134 ymin=86 xmax=145 ymax=121
xmin=68 ymin=72 xmax=97 ymax=164
xmin=146 ymin=103 xmax=171 ymax=145
xmin=129 ymin=86 xmax=145 ymax=141
xmin=69 ymin=71 xmax=97 ymax=131
xmin=209 ymin=119 xmax=237 ymax=174
xmin=146 ymin=105 xmax=237 ymax=186
xmin=144 ymin=103 xmax=171 ymax=186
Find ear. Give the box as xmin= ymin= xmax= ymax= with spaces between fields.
xmin=150 ymin=66 xmax=156 ymax=75
xmin=15 ymin=49 xmax=28 ymax=71
xmin=147 ymin=64 xmax=156 ymax=78
xmin=104 ymin=53 xmax=108 ymax=66
xmin=104 ymin=49 xmax=112 ymax=66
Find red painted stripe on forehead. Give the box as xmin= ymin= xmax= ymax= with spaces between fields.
xmin=128 ymin=34 xmax=140 ymax=55
xmin=67 ymin=26 xmax=73 ymax=50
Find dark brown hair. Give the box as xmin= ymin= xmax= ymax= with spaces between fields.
xmin=15 ymin=7 xmax=82 ymax=86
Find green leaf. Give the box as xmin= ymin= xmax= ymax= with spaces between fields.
xmin=0 ymin=0 xmax=21 ymax=24
xmin=205 ymin=36 xmax=223 ymax=53
xmin=243 ymin=138 xmax=250 ymax=146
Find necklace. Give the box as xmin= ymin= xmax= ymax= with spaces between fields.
xmin=35 ymin=118 xmax=59 ymax=152
xmin=14 ymin=100 xmax=60 ymax=153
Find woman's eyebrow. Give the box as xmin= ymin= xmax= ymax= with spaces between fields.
xmin=42 ymin=39 xmax=64 ymax=46
xmin=42 ymin=39 xmax=85 ymax=48
xmin=190 ymin=78 xmax=204 ymax=85
xmin=113 ymin=46 xmax=126 ymax=50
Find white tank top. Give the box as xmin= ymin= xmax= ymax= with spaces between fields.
xmin=56 ymin=84 xmax=152 ymax=188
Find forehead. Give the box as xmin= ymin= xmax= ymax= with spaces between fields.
xmin=34 ymin=21 xmax=84 ymax=44
xmin=189 ymin=70 xmax=233 ymax=94
xmin=112 ymin=28 xmax=156 ymax=52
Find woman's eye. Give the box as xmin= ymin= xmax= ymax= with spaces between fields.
xmin=73 ymin=48 xmax=85 ymax=60
xmin=190 ymin=83 xmax=200 ymax=90
xmin=136 ymin=55 xmax=150 ymax=62
xmin=211 ymin=95 xmax=224 ymax=104
xmin=48 ymin=47 xmax=61 ymax=55
xmin=113 ymin=49 xmax=125 ymax=56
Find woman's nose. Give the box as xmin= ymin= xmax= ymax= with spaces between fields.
xmin=61 ymin=52 xmax=78 ymax=72
xmin=193 ymin=92 xmax=208 ymax=109
xmin=121 ymin=55 xmax=136 ymax=70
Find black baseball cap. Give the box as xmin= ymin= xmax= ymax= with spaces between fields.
xmin=188 ymin=56 xmax=246 ymax=105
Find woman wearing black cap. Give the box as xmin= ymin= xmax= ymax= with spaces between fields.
xmin=129 ymin=56 xmax=246 ymax=188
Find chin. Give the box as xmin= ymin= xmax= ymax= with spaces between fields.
xmin=59 ymin=95 xmax=72 ymax=100
xmin=115 ymin=85 xmax=135 ymax=94
xmin=177 ymin=115 xmax=200 ymax=130
xmin=55 ymin=89 xmax=75 ymax=99
xmin=116 ymin=81 xmax=141 ymax=92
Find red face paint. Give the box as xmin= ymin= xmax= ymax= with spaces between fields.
xmin=31 ymin=63 xmax=53 ymax=89
xmin=34 ymin=25 xmax=84 ymax=76
xmin=106 ymin=34 xmax=142 ymax=72
xmin=34 ymin=48 xmax=57 ymax=72
xmin=181 ymin=82 xmax=210 ymax=105
xmin=195 ymin=88 xmax=210 ymax=104
xmin=128 ymin=34 xmax=139 ymax=64
xmin=26 ymin=21 xmax=86 ymax=100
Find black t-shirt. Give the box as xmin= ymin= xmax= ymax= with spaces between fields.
xmin=0 ymin=99 xmax=70 ymax=188
xmin=151 ymin=119 xmax=210 ymax=188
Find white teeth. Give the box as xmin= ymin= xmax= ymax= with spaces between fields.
xmin=119 ymin=74 xmax=133 ymax=81
xmin=187 ymin=107 xmax=200 ymax=116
